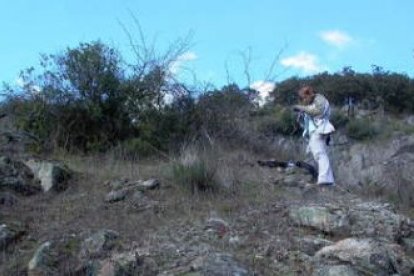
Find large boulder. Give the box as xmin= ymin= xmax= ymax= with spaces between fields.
xmin=25 ymin=159 xmax=71 ymax=192
xmin=348 ymin=202 xmax=412 ymax=240
xmin=289 ymin=205 xmax=349 ymax=235
xmin=0 ymin=156 xmax=40 ymax=195
xmin=289 ymin=202 xmax=414 ymax=241
xmin=315 ymin=238 xmax=414 ymax=275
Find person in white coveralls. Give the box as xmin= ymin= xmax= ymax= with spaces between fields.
xmin=293 ymin=86 xmax=336 ymax=186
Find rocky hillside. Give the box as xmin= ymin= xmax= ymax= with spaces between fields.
xmin=1 ymin=130 xmax=414 ymax=275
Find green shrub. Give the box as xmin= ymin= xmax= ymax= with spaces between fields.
xmin=345 ymin=119 xmax=378 ymax=140
xmin=330 ymin=110 xmax=349 ymax=129
xmin=256 ymin=108 xmax=299 ymax=137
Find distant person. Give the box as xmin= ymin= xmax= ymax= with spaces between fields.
xmin=293 ymin=86 xmax=335 ymax=186
xmin=347 ymin=96 xmax=355 ymax=117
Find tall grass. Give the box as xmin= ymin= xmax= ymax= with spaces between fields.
xmin=171 ymin=145 xmax=219 ymax=194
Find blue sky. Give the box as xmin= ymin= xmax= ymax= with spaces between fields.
xmin=1 ymin=0 xmax=413 ymax=94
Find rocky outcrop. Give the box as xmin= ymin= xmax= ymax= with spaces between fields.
xmin=335 ymin=134 xmax=414 ymax=192
xmin=24 ymin=159 xmax=72 ymax=192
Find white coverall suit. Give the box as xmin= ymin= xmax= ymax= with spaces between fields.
xmin=295 ymin=94 xmax=335 ymax=185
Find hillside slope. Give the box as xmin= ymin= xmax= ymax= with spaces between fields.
xmin=1 ymin=133 xmax=414 ymax=275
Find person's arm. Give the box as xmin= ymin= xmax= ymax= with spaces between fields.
xmin=294 ymin=95 xmax=325 ymax=116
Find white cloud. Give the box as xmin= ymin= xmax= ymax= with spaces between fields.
xmin=169 ymin=51 xmax=197 ymax=74
xmin=15 ymin=77 xmax=41 ymax=93
xmin=281 ymin=52 xmax=325 ymax=73
xmin=319 ymin=30 xmax=353 ymax=48
xmin=250 ymin=80 xmax=275 ymax=107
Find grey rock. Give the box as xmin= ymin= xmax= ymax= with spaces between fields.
xmin=28 ymin=236 xmax=82 ymax=276
xmin=80 ymin=229 xmax=119 ymax=258
xmin=131 ymin=190 xmax=145 ymax=201
xmin=289 ymin=205 xmax=350 ymax=234
xmin=135 ymin=178 xmax=160 ymax=191
xmin=290 ymin=202 xmax=413 ymax=241
xmin=128 ymin=191 xmax=156 ymax=211
xmin=97 ymin=252 xmax=158 ymax=276
xmin=28 ymin=241 xmax=53 ymax=275
xmin=295 ymin=236 xmax=333 ymax=255
xmin=335 ymin=134 xmax=414 ymax=188
xmin=401 ymin=238 xmax=414 ymax=252
xmin=0 ymin=156 xmax=41 ymax=194
xmin=348 ymin=202 xmax=410 ymax=240
xmin=105 ymin=189 xmax=129 ymax=203
xmin=105 ymin=178 xmax=160 ymax=190
xmin=312 ymin=265 xmax=359 ymax=276
xmin=191 ymin=252 xmax=249 ymax=276
xmin=315 ymin=238 xmax=414 ymax=275
xmin=105 ymin=178 xmax=129 ymax=190
xmin=0 ymin=223 xmax=25 ymax=249
xmin=229 ymin=236 xmax=241 ymax=247
xmin=205 ymin=218 xmax=230 ymax=238
xmin=25 ymin=159 xmax=72 ymax=192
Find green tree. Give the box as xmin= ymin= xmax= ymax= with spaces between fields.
xmin=6 ymin=41 xmax=131 ymax=151
xmin=196 ymin=84 xmax=254 ymax=139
